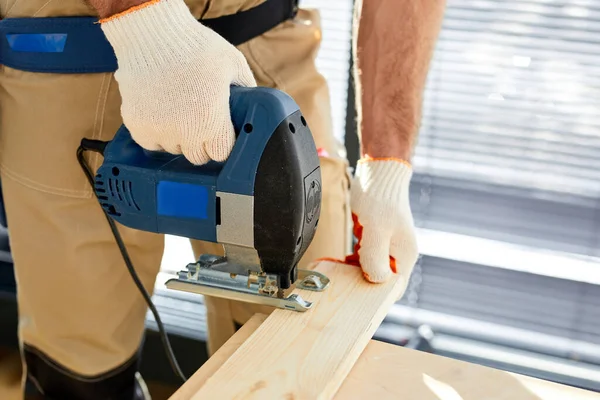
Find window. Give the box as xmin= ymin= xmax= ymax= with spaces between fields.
xmin=300 ymin=0 xmax=354 ymax=144
xmin=413 ymin=0 xmax=600 ymax=257
xmin=383 ymin=0 xmax=600 ymax=386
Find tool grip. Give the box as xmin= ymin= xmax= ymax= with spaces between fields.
xmin=221 ymin=85 xmax=300 ymax=195
xmin=95 ymin=85 xmax=303 ymax=240
xmin=102 ymin=85 xmax=300 ymax=191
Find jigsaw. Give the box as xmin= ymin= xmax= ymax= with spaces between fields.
xmin=90 ymin=86 xmax=329 ymax=311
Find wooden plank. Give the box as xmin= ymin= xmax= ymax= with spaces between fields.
xmin=169 ymin=313 xmax=268 ymax=400
xmin=170 ymin=312 xmax=600 ymax=400
xmin=190 ymin=260 xmax=409 ymax=400
xmin=339 ymin=340 xmax=600 ymax=400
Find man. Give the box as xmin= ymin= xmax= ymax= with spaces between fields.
xmin=0 ymin=0 xmax=445 ymax=398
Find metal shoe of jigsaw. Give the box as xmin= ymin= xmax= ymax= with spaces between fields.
xmin=93 ymin=86 xmax=329 ymax=311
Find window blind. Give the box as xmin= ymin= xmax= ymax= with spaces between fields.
xmin=412 ymin=0 xmax=600 ymax=257
xmin=393 ymin=0 xmax=600 ymax=362
xmin=298 ymin=0 xmax=353 ymax=144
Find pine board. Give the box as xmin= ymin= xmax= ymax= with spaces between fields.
xmin=189 ymin=260 xmax=409 ymax=399
xmin=169 ymin=314 xmax=268 ymax=400
xmin=170 ymin=311 xmax=600 ymax=400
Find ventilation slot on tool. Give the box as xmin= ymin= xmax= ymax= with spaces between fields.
xmin=108 ymin=178 xmax=116 ymax=199
xmin=113 ymin=178 xmax=123 ymax=201
xmin=126 ymin=181 xmax=140 ymax=210
xmin=94 ymin=179 xmax=108 ymax=201
xmin=101 ymin=203 xmax=121 ymax=217
xmin=107 ymin=178 xmax=140 ymax=211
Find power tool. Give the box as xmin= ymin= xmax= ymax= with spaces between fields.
xmin=87 ymin=86 xmax=329 ymax=312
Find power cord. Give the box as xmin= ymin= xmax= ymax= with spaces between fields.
xmin=77 ymin=138 xmax=188 ymax=383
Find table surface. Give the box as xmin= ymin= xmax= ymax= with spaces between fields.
xmin=338 ymin=339 xmax=600 ymax=400
xmin=170 ymin=313 xmax=600 ymax=400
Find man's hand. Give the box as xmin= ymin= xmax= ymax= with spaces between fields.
xmin=93 ymin=0 xmax=256 ymax=165
xmin=345 ymin=158 xmax=417 ymax=283
xmin=347 ymin=0 xmax=445 ymax=282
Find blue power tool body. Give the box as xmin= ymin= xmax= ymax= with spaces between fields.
xmin=93 ymin=86 xmax=329 ymax=310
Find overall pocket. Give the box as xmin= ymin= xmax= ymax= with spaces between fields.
xmin=0 ymin=67 xmax=122 ymax=198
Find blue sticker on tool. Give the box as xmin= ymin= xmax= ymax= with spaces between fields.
xmin=157 ymin=181 xmax=209 ymax=220
xmin=6 ymin=33 xmax=67 ymax=52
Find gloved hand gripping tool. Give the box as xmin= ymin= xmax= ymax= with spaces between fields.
xmin=92 ymin=86 xmax=329 ymax=311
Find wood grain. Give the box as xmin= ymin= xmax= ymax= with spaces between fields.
xmin=169 ymin=314 xmax=268 ymax=400
xmin=170 ymin=311 xmax=600 ymax=400
xmin=339 ymin=340 xmax=600 ymax=400
xmin=190 ymin=260 xmax=409 ymax=400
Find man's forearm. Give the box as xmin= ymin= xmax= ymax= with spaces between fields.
xmin=353 ymin=0 xmax=446 ymax=160
xmin=87 ymin=0 xmax=151 ymax=18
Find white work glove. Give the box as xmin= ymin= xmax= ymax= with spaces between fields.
xmin=344 ymin=158 xmax=419 ymax=283
xmin=100 ymin=0 xmax=256 ymax=165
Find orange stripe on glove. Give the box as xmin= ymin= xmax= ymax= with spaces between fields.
xmin=318 ymin=213 xmax=397 ymax=283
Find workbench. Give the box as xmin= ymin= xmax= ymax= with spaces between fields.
xmin=168 ymin=261 xmax=600 ymax=400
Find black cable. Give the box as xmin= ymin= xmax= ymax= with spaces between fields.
xmin=77 ymin=139 xmax=188 ymax=383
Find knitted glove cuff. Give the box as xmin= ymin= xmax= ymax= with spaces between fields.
xmin=351 ymin=158 xmax=413 ymax=215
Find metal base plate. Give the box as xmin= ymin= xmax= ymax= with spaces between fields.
xmin=164 ymin=256 xmax=330 ymax=312
xmin=165 ymin=279 xmax=316 ymax=311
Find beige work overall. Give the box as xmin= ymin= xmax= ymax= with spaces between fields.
xmin=0 ymin=0 xmax=351 ymax=384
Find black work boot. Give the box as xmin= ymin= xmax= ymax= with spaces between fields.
xmin=23 ymin=344 xmax=151 ymax=400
